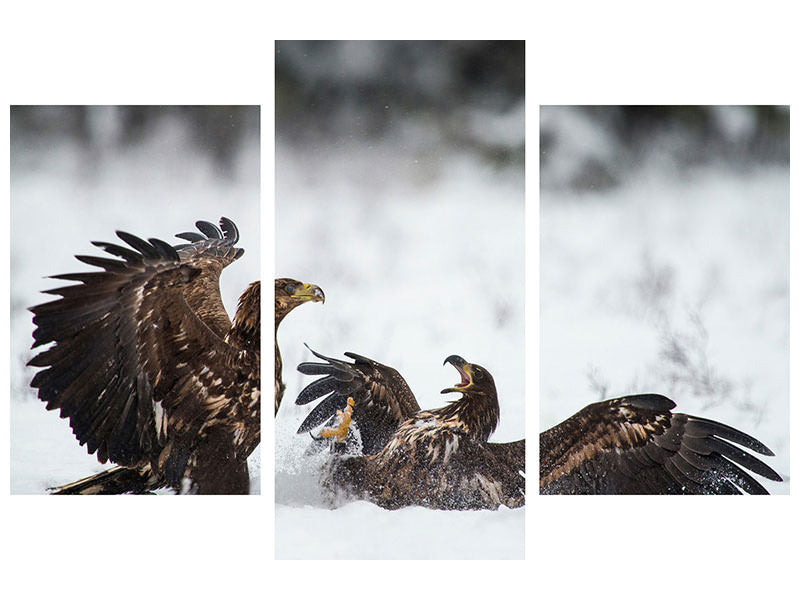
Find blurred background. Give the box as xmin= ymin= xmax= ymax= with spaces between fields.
xmin=276 ymin=40 xmax=524 ymax=167
xmin=275 ymin=41 xmax=525 ymax=558
xmin=10 ymin=105 xmax=260 ymax=493
xmin=540 ymin=106 xmax=789 ymax=493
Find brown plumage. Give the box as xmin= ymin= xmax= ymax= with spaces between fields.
xmin=274 ymin=278 xmax=324 ymax=414
xmin=540 ymin=394 xmax=782 ymax=494
xmin=28 ymin=217 xmax=260 ymax=494
xmin=296 ymin=349 xmax=525 ymax=510
xmin=296 ymin=349 xmax=420 ymax=454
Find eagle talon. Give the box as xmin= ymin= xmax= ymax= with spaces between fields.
xmin=317 ymin=397 xmax=355 ymax=443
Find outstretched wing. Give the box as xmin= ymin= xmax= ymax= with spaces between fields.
xmin=539 ymin=394 xmax=782 ymax=494
xmin=28 ymin=218 xmax=257 ymax=486
xmin=296 ymin=348 xmax=420 ymax=454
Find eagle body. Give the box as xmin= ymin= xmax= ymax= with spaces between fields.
xmin=540 ymin=394 xmax=782 ymax=494
xmin=332 ymin=411 xmax=524 ymax=511
xmin=296 ymin=350 xmax=525 ymax=510
xmin=29 ymin=217 xmax=260 ymax=494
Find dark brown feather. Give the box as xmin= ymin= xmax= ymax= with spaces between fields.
xmin=539 ymin=394 xmax=782 ymax=494
xmin=296 ymin=348 xmax=420 ymax=454
xmin=28 ymin=218 xmax=260 ymax=494
xmin=297 ymin=350 xmax=525 ymax=510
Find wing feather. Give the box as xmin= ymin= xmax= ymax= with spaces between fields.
xmin=296 ymin=393 xmax=350 ymax=433
xmin=28 ymin=218 xmax=257 ymax=479
xmin=540 ymin=394 xmax=782 ymax=494
xmin=90 ymin=240 xmax=145 ymax=263
xmin=195 ymin=220 xmax=223 ymax=239
xmin=296 ymin=348 xmax=420 ymax=454
xmin=74 ymin=254 xmax=129 ymax=271
xmin=114 ymin=231 xmax=165 ymax=259
xmin=175 ymin=231 xmax=205 ymax=243
xmin=683 ymin=416 xmax=775 ymax=455
xmin=295 ymin=375 xmax=346 ymax=406
xmin=171 ymin=219 xmax=244 ymax=339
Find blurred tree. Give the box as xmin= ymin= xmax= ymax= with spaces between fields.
xmin=275 ymin=40 xmax=524 ymax=167
xmin=10 ymin=105 xmax=259 ymax=177
xmin=541 ymin=105 xmax=789 ymax=191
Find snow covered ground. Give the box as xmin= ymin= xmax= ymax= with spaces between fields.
xmin=275 ymin=138 xmax=525 ymax=558
xmin=9 ymin=110 xmax=260 ymax=494
xmin=540 ymin=108 xmax=789 ymax=494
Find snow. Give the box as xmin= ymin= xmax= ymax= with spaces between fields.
xmin=9 ymin=111 xmax=260 ymax=494
xmin=540 ymin=111 xmax=789 ymax=494
xmin=275 ymin=137 xmax=525 ymax=558
xmin=276 ymin=502 xmax=524 ymax=560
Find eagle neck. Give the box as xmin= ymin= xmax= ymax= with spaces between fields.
xmin=437 ymin=390 xmax=499 ymax=442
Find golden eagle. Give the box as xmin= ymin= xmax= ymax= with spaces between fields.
xmin=295 ymin=348 xmax=525 ymax=510
xmin=540 ymin=394 xmax=782 ymax=494
xmin=28 ymin=217 xmax=260 ymax=494
xmin=274 ymin=278 xmax=324 ymax=414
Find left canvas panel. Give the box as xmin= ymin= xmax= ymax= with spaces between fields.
xmin=10 ymin=105 xmax=261 ymax=494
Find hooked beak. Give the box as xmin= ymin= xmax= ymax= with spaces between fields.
xmin=441 ymin=355 xmax=472 ymax=394
xmin=294 ymin=283 xmax=325 ymax=304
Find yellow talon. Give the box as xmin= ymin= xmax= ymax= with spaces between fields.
xmin=318 ymin=397 xmax=354 ymax=443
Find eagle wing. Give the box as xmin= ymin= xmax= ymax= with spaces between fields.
xmin=296 ymin=348 xmax=420 ymax=454
xmin=28 ymin=218 xmax=258 ymax=488
xmin=448 ymin=438 xmax=526 ymax=509
xmin=539 ymin=394 xmax=782 ymax=494
xmin=171 ymin=217 xmax=243 ymax=338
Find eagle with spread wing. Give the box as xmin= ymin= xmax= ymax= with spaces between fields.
xmin=295 ymin=348 xmax=525 ymax=510
xmin=28 ymin=217 xmax=260 ymax=494
xmin=274 ymin=278 xmax=324 ymax=414
xmin=540 ymin=394 xmax=782 ymax=494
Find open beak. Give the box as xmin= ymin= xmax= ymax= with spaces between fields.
xmin=294 ymin=283 xmax=325 ymax=304
xmin=441 ymin=355 xmax=472 ymax=394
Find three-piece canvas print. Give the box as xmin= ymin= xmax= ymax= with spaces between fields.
xmin=7 ymin=41 xmax=789 ymax=559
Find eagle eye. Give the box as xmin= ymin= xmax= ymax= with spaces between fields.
xmin=286 ymin=284 xmax=295 ymax=294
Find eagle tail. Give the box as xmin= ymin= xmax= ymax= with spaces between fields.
xmin=48 ymin=465 xmax=162 ymax=495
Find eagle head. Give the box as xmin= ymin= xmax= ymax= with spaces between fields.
xmin=441 ymin=355 xmax=497 ymax=398
xmin=440 ymin=355 xmax=500 ymax=441
xmin=274 ymin=278 xmax=325 ymax=324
